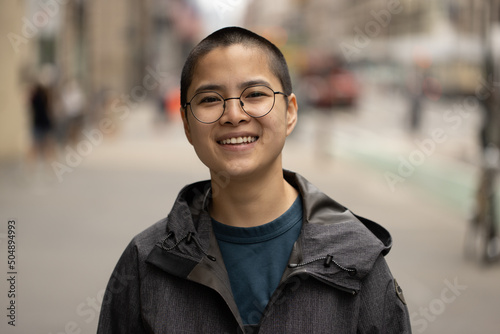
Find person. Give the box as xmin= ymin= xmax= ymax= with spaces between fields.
xmin=28 ymin=75 xmax=56 ymax=165
xmin=97 ymin=26 xmax=411 ymax=333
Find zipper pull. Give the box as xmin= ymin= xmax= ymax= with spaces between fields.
xmin=324 ymin=255 xmax=333 ymax=267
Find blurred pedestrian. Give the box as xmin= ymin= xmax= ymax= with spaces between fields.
xmin=98 ymin=27 xmax=411 ymax=333
xmin=59 ymin=79 xmax=86 ymax=146
xmin=406 ymin=62 xmax=425 ymax=134
xmin=28 ymin=70 xmax=56 ymax=166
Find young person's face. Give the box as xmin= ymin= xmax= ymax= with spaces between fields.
xmin=182 ymin=44 xmax=298 ymax=180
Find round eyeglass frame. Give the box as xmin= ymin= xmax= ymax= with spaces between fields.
xmin=183 ymin=85 xmax=288 ymax=124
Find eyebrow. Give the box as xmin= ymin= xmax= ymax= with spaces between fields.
xmin=193 ymin=79 xmax=273 ymax=95
xmin=193 ymin=84 xmax=224 ymax=94
xmin=238 ymin=79 xmax=272 ymax=89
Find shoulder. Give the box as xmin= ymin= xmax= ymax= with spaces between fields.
xmin=124 ymin=217 xmax=169 ymax=263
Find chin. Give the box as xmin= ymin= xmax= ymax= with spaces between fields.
xmin=209 ymin=162 xmax=258 ymax=180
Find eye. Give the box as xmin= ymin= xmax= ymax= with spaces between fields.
xmin=246 ymin=91 xmax=266 ymax=98
xmin=200 ymin=96 xmax=221 ymax=103
xmin=243 ymin=87 xmax=273 ymax=99
xmin=193 ymin=92 xmax=223 ymax=106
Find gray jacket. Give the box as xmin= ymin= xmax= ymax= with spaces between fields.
xmin=97 ymin=171 xmax=412 ymax=333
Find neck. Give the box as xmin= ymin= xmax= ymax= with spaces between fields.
xmin=209 ymin=168 xmax=298 ymax=228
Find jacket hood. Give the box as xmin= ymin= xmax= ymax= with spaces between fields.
xmin=146 ymin=170 xmax=392 ymax=294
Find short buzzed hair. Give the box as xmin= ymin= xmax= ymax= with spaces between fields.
xmin=180 ymin=26 xmax=292 ymax=108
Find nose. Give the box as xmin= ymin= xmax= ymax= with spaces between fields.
xmin=220 ymin=97 xmax=250 ymax=125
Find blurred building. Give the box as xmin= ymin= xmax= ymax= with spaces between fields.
xmin=0 ymin=0 xmax=205 ymax=162
xmin=0 ymin=0 xmax=151 ymax=162
xmin=57 ymin=0 xmax=152 ymax=101
xmin=149 ymin=0 xmax=204 ymax=80
xmin=0 ymin=1 xmax=30 ymax=162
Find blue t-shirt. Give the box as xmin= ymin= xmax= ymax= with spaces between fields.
xmin=211 ymin=196 xmax=303 ymax=325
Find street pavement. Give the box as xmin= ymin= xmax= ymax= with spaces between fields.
xmin=0 ymin=95 xmax=499 ymax=334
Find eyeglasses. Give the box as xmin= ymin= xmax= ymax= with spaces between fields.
xmin=183 ymin=85 xmax=288 ymax=124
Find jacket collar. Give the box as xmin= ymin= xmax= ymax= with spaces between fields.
xmin=146 ymin=170 xmax=392 ymax=293
xmin=281 ymin=170 xmax=391 ymax=293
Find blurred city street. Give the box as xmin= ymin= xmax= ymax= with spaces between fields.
xmin=2 ymin=1 xmax=500 ymax=333
xmin=1 ymin=86 xmax=499 ymax=333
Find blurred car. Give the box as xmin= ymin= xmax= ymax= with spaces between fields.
xmin=326 ymin=67 xmax=359 ymax=107
xmin=300 ymin=62 xmax=360 ymax=110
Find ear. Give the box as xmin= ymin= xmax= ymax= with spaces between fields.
xmin=285 ymin=93 xmax=298 ymax=137
xmin=181 ymin=108 xmax=193 ymax=145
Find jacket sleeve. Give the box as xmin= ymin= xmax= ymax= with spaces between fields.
xmin=97 ymin=240 xmax=147 ymax=334
xmin=357 ymin=255 xmax=412 ymax=333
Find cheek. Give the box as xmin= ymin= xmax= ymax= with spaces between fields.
xmin=265 ymin=113 xmax=287 ymax=139
xmin=191 ymin=139 xmax=212 ymax=168
xmin=190 ymin=128 xmax=209 ymax=149
xmin=188 ymin=126 xmax=214 ymax=161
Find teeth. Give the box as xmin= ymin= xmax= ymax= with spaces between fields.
xmin=220 ymin=136 xmax=257 ymax=145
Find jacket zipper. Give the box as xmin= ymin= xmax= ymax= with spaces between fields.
xmin=288 ymin=254 xmax=357 ymax=276
xmin=282 ymin=269 xmax=358 ymax=295
xmin=254 ymin=267 xmax=358 ymax=331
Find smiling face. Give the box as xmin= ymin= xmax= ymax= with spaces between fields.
xmin=182 ymin=44 xmax=298 ymax=180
